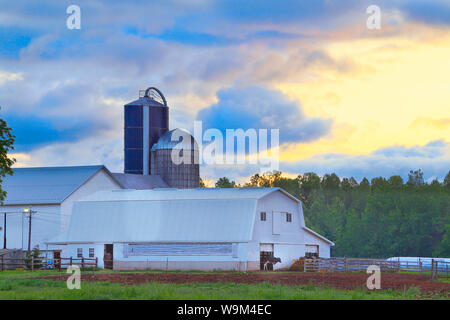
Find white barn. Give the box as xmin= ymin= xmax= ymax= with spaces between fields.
xmin=49 ymin=187 xmax=333 ymax=271
xmin=0 ymin=165 xmax=168 ymax=258
xmin=0 ymin=166 xmax=122 ymax=256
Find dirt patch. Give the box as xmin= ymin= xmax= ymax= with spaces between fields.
xmin=42 ymin=272 xmax=450 ymax=295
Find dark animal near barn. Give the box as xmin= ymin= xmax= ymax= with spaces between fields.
xmin=263 ymin=257 xmax=281 ymax=270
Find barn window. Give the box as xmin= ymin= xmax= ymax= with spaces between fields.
xmin=128 ymin=243 xmax=232 ymax=256
xmin=77 ymin=248 xmax=83 ymax=258
xmin=260 ymin=212 xmax=266 ymax=221
xmin=286 ymin=213 xmax=292 ymax=222
xmin=89 ymin=248 xmax=95 ymax=258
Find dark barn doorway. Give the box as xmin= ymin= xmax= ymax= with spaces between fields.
xmin=53 ymin=251 xmax=61 ymax=269
xmin=104 ymin=244 xmax=113 ymax=269
xmin=260 ymin=251 xmax=274 ymax=270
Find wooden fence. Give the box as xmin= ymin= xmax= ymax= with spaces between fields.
xmin=301 ymin=257 xmax=450 ymax=279
xmin=0 ymin=256 xmax=98 ymax=271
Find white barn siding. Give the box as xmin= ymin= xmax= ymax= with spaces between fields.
xmin=304 ymin=230 xmax=331 ymax=258
xmin=0 ymin=204 xmax=60 ymax=250
xmin=110 ymin=242 xmax=249 ymax=271
xmin=60 ymin=169 xmax=122 ymax=232
xmin=65 ymin=243 xmax=104 ymax=267
xmin=251 ymin=191 xmax=307 ymax=270
xmin=273 ymin=244 xmax=306 ymax=269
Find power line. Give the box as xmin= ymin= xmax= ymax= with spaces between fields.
xmin=32 ymin=217 xmax=60 ymax=225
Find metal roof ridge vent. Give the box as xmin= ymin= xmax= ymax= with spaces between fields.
xmin=239 ymin=187 xmax=267 ymax=189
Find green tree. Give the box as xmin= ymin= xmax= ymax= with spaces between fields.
xmin=24 ymin=246 xmax=42 ymax=269
xmin=444 ymin=171 xmax=450 ymax=189
xmin=407 ymin=169 xmax=425 ymax=186
xmin=215 ymin=177 xmax=236 ymax=188
xmin=244 ymin=171 xmax=299 ymax=197
xmin=299 ymin=172 xmax=321 ymax=206
xmin=433 ymin=224 xmax=450 ymax=257
xmin=0 ymin=112 xmax=15 ymax=206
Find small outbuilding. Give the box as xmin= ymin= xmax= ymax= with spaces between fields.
xmin=48 ymin=187 xmax=333 ymax=271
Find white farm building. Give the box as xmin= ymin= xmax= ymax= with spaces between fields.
xmin=1 ymin=87 xmax=333 ymax=271
xmin=0 ymin=165 xmax=168 ymax=257
xmin=47 ymin=187 xmax=333 ymax=271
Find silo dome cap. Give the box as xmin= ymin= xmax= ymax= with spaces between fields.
xmin=152 ymin=128 xmax=198 ymax=151
xmin=125 ymin=87 xmax=168 ymax=107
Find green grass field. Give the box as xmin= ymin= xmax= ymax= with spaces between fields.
xmin=0 ymin=270 xmax=444 ymax=300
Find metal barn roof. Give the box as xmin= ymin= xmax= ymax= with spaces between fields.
xmin=2 ymin=165 xmax=115 ymax=205
xmin=77 ymin=187 xmax=285 ymax=202
xmin=111 ymin=173 xmax=169 ymax=189
xmin=47 ymin=188 xmax=333 ymax=245
xmin=50 ymin=188 xmax=298 ymax=244
xmin=59 ymin=197 xmax=258 ymax=243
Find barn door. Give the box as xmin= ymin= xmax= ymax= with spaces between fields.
xmin=53 ymin=251 xmax=61 ymax=270
xmin=104 ymin=244 xmax=113 ymax=269
xmin=260 ymin=243 xmax=274 ymax=271
xmin=272 ymin=211 xmax=281 ymax=235
xmin=305 ymin=245 xmax=319 ymax=258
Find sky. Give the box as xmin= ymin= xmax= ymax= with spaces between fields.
xmin=0 ymin=0 xmax=449 ymax=185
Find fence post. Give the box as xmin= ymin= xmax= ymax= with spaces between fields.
xmin=419 ymin=261 xmax=422 ymax=275
xmin=81 ymin=257 xmax=85 ymax=269
xmin=31 ymin=256 xmax=34 ymax=271
xmin=431 ymin=259 xmax=435 ymax=280
xmin=95 ymin=257 xmax=98 ymax=269
xmin=344 ymin=257 xmax=347 ymax=272
xmin=70 ymin=256 xmax=73 ymax=267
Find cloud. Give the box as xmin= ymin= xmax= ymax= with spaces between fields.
xmin=198 ymin=140 xmax=450 ymax=183
xmin=397 ymin=0 xmax=450 ymax=26
xmin=196 ymin=86 xmax=332 ymax=145
xmin=1 ymin=81 xmax=121 ymax=152
xmin=12 ymin=134 xmax=124 ymax=173
xmin=0 ymin=71 xmax=22 ymax=85
xmin=4 ymin=112 xmax=112 ymax=152
xmin=281 ymin=139 xmax=450 ymax=182
xmin=410 ymin=118 xmax=450 ymax=129
xmin=1 ymin=0 xmax=449 ymax=182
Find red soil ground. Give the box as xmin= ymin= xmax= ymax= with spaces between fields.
xmin=44 ymin=272 xmax=450 ymax=295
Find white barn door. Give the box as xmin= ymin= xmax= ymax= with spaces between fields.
xmin=272 ymin=211 xmax=281 ymax=235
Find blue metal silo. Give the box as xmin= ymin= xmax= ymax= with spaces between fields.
xmin=124 ymin=87 xmax=169 ymax=175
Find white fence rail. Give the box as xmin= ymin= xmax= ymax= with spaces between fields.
xmin=299 ymin=257 xmax=449 ymax=279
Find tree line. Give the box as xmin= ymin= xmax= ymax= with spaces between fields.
xmin=206 ymin=169 xmax=450 ymax=258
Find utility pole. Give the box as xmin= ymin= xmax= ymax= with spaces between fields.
xmin=24 ymin=208 xmax=36 ymax=253
xmin=3 ymin=212 xmax=6 ymax=249
xmin=28 ymin=211 xmax=32 ymax=253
